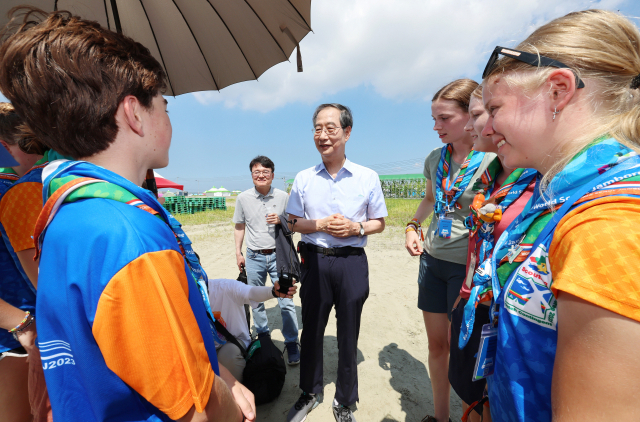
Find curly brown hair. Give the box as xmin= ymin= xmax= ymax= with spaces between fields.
xmin=0 ymin=7 xmax=166 ymax=159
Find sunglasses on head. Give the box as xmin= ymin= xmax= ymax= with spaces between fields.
xmin=482 ymin=46 xmax=585 ymax=89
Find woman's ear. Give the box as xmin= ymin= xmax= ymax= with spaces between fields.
xmin=547 ymin=68 xmax=578 ymax=112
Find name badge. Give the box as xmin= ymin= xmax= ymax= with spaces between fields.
xmin=437 ymin=216 xmax=453 ymax=238
xmin=472 ymin=323 xmax=498 ymax=381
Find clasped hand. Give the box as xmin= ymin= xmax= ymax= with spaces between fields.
xmin=319 ymin=214 xmax=357 ymax=238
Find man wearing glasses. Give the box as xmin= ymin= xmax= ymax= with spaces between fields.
xmin=286 ymin=104 xmax=387 ymax=422
xmin=233 ymin=156 xmax=300 ymax=364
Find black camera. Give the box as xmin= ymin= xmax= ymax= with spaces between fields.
xmin=277 ymin=271 xmax=296 ymax=294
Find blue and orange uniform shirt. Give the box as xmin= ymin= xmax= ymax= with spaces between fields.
xmin=0 ymin=166 xmax=35 ymax=353
xmin=0 ymin=159 xmax=41 ymax=352
xmin=36 ymin=161 xmax=220 ymax=422
xmin=0 ymin=153 xmax=48 ymax=254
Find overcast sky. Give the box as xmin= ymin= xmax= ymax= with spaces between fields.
xmin=3 ymin=0 xmax=638 ymax=192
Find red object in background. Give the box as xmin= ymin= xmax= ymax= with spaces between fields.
xmin=153 ymin=172 xmax=184 ymax=190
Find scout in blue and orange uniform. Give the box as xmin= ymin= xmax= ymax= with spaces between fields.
xmin=0 ymin=7 xmax=252 ymax=422
xmin=0 ymin=103 xmax=50 ymax=422
xmin=34 ymin=160 xmax=222 ymax=421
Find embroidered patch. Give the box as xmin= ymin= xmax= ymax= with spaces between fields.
xmin=504 ymin=245 xmax=557 ymax=330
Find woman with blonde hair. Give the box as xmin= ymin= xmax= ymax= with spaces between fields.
xmin=405 ymin=79 xmax=496 ymax=422
xmin=446 ymin=85 xmax=537 ymax=422
xmin=477 ymin=9 xmax=640 ymax=421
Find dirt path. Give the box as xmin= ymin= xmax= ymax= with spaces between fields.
xmin=185 ymin=223 xmax=463 ymax=422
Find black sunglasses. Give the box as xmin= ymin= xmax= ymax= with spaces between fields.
xmin=482 ymin=46 xmax=585 ymax=89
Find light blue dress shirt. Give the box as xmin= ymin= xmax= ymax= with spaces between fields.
xmin=286 ymin=158 xmax=388 ymax=248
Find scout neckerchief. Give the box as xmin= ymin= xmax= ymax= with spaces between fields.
xmin=470 ymin=157 xmax=502 ymax=195
xmin=465 ymin=167 xmax=538 ymax=262
xmin=0 ymin=167 xmax=19 ymax=189
xmin=0 ymin=167 xmax=18 ymax=181
xmin=34 ymin=160 xmax=226 ymax=346
xmin=458 ymin=138 xmax=640 ymax=348
xmin=459 ymin=166 xmax=538 ymax=308
xmin=434 ymin=145 xmax=486 ymax=216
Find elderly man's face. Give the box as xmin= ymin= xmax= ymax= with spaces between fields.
xmin=314 ymin=107 xmax=351 ymax=160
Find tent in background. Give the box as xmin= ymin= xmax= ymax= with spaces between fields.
xmin=218 ymin=186 xmax=231 ymax=197
xmin=205 ymin=186 xmax=231 ymax=197
xmin=153 ymin=171 xmax=184 ymax=190
xmin=205 ymin=186 xmax=219 ymax=197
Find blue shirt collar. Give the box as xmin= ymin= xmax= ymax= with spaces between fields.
xmin=316 ymin=157 xmax=353 ymax=178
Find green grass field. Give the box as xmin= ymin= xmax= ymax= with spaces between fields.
xmin=175 ymin=197 xmax=432 ymax=228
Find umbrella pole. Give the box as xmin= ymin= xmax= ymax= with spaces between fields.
xmin=145 ymin=169 xmax=158 ymax=198
xmin=280 ymin=25 xmax=303 ymax=72
xmin=109 ymin=0 xmax=122 ymax=34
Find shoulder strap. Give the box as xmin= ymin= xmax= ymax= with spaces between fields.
xmin=213 ymin=320 xmax=247 ymax=358
xmin=33 ymin=177 xmax=104 ymax=260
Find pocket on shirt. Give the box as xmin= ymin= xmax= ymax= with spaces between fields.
xmin=346 ymin=194 xmax=368 ymax=218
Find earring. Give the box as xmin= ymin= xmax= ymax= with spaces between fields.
xmin=552 ymin=106 xmax=559 ymax=121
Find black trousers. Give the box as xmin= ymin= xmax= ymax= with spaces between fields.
xmin=299 ymin=250 xmax=369 ymax=406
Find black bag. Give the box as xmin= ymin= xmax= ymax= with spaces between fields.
xmin=213 ymin=309 xmax=286 ymax=405
xmin=242 ymin=337 xmax=287 ymax=405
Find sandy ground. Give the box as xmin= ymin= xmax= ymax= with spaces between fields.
xmin=184 ymin=222 xmax=463 ymax=422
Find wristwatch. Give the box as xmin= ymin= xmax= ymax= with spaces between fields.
xmin=358 ymin=222 xmax=364 ymax=237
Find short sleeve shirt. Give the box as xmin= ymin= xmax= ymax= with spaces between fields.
xmin=233 ymin=187 xmax=288 ymax=250
xmin=38 ymin=188 xmax=218 ymax=421
xmin=0 ymin=178 xmax=43 ymax=252
xmin=423 ymin=147 xmax=497 ymax=265
xmin=208 ymin=278 xmax=258 ymax=348
xmin=286 ymin=159 xmax=388 ymax=248
xmin=550 ymin=197 xmax=640 ymax=322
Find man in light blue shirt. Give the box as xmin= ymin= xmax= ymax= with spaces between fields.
xmin=286 ymin=104 xmax=387 ymax=422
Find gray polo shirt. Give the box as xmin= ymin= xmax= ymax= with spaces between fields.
xmin=233 ymin=187 xmax=289 ymax=250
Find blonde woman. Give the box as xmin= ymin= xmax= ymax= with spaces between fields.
xmin=447 ymin=86 xmax=537 ymax=422
xmin=405 ymin=79 xmax=495 ymax=422
xmin=477 ymin=9 xmax=640 ymax=421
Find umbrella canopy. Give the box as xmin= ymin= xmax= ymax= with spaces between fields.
xmin=153 ymin=171 xmax=183 ymax=190
xmin=1 ymin=0 xmax=312 ymax=95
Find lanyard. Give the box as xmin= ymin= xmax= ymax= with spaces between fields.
xmin=434 ymin=145 xmax=484 ymax=215
xmin=36 ymin=164 xmax=225 ymax=345
xmin=474 ymin=169 xmax=537 ymax=264
xmin=492 ymin=160 xmax=640 ymax=319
